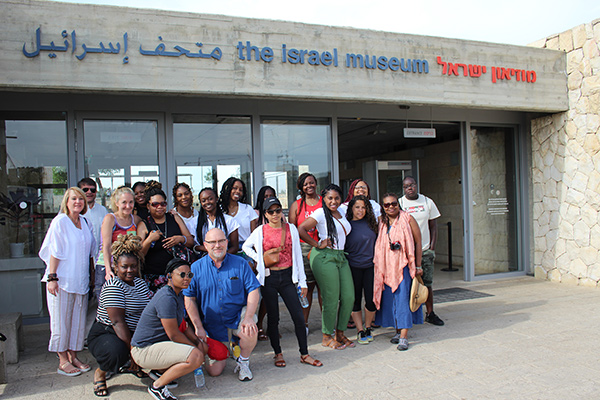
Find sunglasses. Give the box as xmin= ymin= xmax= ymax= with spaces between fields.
xmin=82 ymin=187 xmax=97 ymax=193
xmin=265 ymin=208 xmax=282 ymax=215
xmin=383 ymin=201 xmax=399 ymax=208
xmin=175 ymin=271 xmax=194 ymax=279
xmin=149 ymin=201 xmax=167 ymax=208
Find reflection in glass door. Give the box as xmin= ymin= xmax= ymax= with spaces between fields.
xmin=470 ymin=126 xmax=519 ymax=275
xmin=82 ymin=120 xmax=160 ymax=208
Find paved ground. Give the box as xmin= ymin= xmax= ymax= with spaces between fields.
xmin=1 ymin=276 xmax=599 ymax=399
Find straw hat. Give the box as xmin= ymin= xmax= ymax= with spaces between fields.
xmin=410 ymin=275 xmax=429 ymax=312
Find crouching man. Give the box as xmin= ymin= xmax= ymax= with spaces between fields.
xmin=184 ymin=228 xmax=260 ymax=381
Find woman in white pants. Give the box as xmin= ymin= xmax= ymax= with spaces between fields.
xmin=40 ymin=187 xmax=97 ymax=376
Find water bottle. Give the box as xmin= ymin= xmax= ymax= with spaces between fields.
xmin=297 ymin=285 xmax=309 ymax=308
xmin=194 ymin=366 xmax=206 ymax=389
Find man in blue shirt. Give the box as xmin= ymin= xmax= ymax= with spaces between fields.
xmin=184 ymin=228 xmax=260 ymax=381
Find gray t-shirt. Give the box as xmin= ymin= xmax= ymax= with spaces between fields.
xmin=131 ymin=285 xmax=184 ymax=348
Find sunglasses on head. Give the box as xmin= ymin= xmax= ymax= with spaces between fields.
xmin=265 ymin=208 xmax=282 ymax=215
xmin=82 ymin=187 xmax=96 ymax=193
xmin=174 ymin=271 xmax=194 ymax=279
xmin=150 ymin=201 xmax=167 ymax=208
xmin=383 ymin=201 xmax=399 ymax=208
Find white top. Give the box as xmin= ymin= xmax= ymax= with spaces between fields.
xmin=242 ymin=223 xmax=306 ymax=287
xmin=82 ymin=201 xmax=108 ymax=261
xmin=39 ymin=213 xmax=97 ymax=295
xmin=196 ymin=213 xmax=240 ymax=244
xmin=338 ymin=199 xmax=382 ymax=220
xmin=230 ymin=202 xmax=258 ymax=244
xmin=399 ymin=194 xmax=441 ymax=250
xmin=308 ymin=207 xmax=352 ymax=250
xmin=177 ymin=209 xmax=199 ymax=241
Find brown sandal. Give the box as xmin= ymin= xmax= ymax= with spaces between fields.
xmin=274 ymin=353 xmax=286 ymax=368
xmin=322 ymin=336 xmax=347 ymax=350
xmin=300 ymin=354 xmax=323 ymax=367
xmin=339 ymin=335 xmax=356 ymax=348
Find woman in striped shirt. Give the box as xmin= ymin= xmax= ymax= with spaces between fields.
xmin=87 ymin=234 xmax=153 ymax=397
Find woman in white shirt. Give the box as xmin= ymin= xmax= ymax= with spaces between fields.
xmin=171 ymin=182 xmax=199 ymax=241
xmin=39 ymin=187 xmax=97 ymax=377
xmin=338 ymin=179 xmax=382 ymax=221
xmin=218 ymin=177 xmax=257 ymax=251
xmin=298 ymin=184 xmax=355 ymax=350
xmin=193 ymin=187 xmax=239 ymax=256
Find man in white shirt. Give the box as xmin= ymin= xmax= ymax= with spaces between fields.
xmin=77 ymin=178 xmax=108 ymax=298
xmin=399 ymin=176 xmax=444 ymax=326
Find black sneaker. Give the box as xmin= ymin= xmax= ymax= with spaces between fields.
xmin=149 ymin=370 xmax=178 ymax=389
xmin=148 ymin=384 xmax=177 ymax=400
xmin=426 ymin=311 xmax=445 ymax=326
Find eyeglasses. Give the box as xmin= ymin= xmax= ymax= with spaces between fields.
xmin=265 ymin=208 xmax=282 ymax=215
xmin=176 ymin=271 xmax=194 ymax=279
xmin=205 ymin=239 xmax=228 ymax=246
xmin=149 ymin=201 xmax=167 ymax=208
xmin=383 ymin=201 xmax=399 ymax=208
xmin=81 ymin=187 xmax=97 ymax=193
xmin=355 ymin=186 xmax=368 ymax=190
xmin=403 ymin=183 xmax=416 ymax=189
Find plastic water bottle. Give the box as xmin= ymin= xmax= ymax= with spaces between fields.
xmin=297 ymin=285 xmax=309 ymax=308
xmin=194 ymin=367 xmax=206 ymax=389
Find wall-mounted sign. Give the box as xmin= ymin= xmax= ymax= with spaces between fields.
xmin=403 ymin=128 xmax=436 ymax=138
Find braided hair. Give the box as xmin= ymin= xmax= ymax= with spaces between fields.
xmin=321 ymin=183 xmax=344 ymax=247
xmin=218 ymin=177 xmax=248 ymax=214
xmin=346 ymin=195 xmax=378 ymax=233
xmin=296 ymin=172 xmax=317 ymax=219
xmin=254 ymin=185 xmax=276 ymax=226
xmin=172 ymin=182 xmax=192 ymax=208
xmin=111 ymin=234 xmax=144 ymax=272
xmin=380 ymin=192 xmax=399 ymax=229
xmin=197 ymin=187 xmax=229 ymax=243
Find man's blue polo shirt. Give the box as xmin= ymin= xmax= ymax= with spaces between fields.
xmin=183 ymin=253 xmax=260 ymax=342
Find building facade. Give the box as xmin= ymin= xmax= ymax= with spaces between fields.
xmin=1 ymin=1 xmax=594 ymax=318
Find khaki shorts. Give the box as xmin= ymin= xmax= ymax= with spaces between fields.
xmin=228 ymin=305 xmax=257 ymax=339
xmin=131 ymin=341 xmax=195 ymax=370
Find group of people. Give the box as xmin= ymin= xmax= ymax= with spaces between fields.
xmin=39 ymin=174 xmax=443 ymax=400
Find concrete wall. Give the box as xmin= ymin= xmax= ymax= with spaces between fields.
xmin=529 ymin=19 xmax=600 ymax=287
xmin=1 ymin=0 xmax=567 ymax=112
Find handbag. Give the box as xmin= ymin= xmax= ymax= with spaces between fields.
xmin=263 ymin=223 xmax=286 ymax=268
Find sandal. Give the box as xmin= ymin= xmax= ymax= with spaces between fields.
xmin=322 ymin=336 xmax=347 ymax=350
xmin=300 ymin=354 xmax=323 ymax=367
xmin=119 ymin=365 xmax=149 ymax=378
xmin=347 ymin=319 xmax=356 ymax=329
xmin=339 ymin=335 xmax=356 ymax=348
xmin=71 ymin=358 xmax=91 ymax=373
xmin=273 ymin=353 xmax=286 ymax=368
xmin=258 ymin=328 xmax=268 ymax=341
xmin=93 ymin=380 xmax=109 ymax=397
xmin=57 ymin=361 xmax=81 ymax=377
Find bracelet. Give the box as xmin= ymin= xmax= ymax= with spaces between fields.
xmin=182 ymin=236 xmax=187 ymax=245
xmin=416 ymin=266 xmax=423 ymax=270
xmin=47 ymin=277 xmax=59 ymax=282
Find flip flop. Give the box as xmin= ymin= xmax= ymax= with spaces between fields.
xmin=273 ymin=353 xmax=286 ymax=368
xmin=93 ymin=380 xmax=109 ymax=397
xmin=72 ymin=358 xmax=91 ymax=373
xmin=57 ymin=361 xmax=81 ymax=377
xmin=300 ymin=354 xmax=323 ymax=367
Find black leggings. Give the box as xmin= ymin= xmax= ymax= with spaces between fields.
xmin=87 ymin=320 xmax=130 ymax=373
xmin=262 ymin=268 xmax=308 ymax=355
xmin=350 ymin=266 xmax=376 ymax=312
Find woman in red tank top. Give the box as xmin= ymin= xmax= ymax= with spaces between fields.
xmin=288 ymin=173 xmax=322 ymax=333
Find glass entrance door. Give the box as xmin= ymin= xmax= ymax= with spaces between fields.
xmin=469 ymin=126 xmax=520 ymax=276
xmin=78 ymin=116 xmax=162 ymax=208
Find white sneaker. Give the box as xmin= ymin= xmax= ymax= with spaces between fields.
xmin=234 ymin=359 xmax=253 ymax=381
xmin=148 ymin=384 xmax=177 ymax=400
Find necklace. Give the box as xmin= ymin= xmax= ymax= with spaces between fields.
xmin=229 ymin=202 xmax=239 ymax=217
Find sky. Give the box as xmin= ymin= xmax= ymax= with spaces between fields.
xmin=47 ymin=0 xmax=599 ymax=46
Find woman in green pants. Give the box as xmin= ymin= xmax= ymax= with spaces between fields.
xmin=298 ymin=184 xmax=355 ymax=350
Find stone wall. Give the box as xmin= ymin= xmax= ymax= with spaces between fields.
xmin=529 ymin=19 xmax=600 ymax=287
